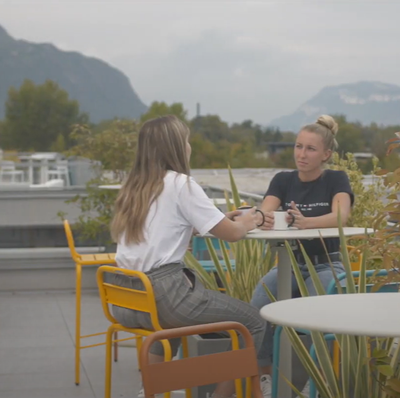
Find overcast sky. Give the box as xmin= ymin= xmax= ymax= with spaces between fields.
xmin=1 ymin=0 xmax=399 ymax=125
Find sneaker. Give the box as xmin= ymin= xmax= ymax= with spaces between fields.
xmin=138 ymin=387 xmax=163 ymax=398
xmin=390 ymin=337 xmax=399 ymax=355
xmin=260 ymin=374 xmax=272 ymax=398
xmin=296 ymin=380 xmax=320 ymax=398
xmin=295 ymin=380 xmax=310 ymax=398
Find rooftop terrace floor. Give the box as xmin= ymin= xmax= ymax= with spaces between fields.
xmin=0 ymin=290 xmax=141 ymax=398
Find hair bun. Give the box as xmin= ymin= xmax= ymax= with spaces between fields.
xmin=316 ymin=115 xmax=338 ymax=136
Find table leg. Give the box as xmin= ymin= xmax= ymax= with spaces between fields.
xmin=274 ymin=243 xmax=293 ymax=398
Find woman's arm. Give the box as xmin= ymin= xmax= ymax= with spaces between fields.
xmin=287 ymin=193 xmax=352 ymax=229
xmin=260 ymin=195 xmax=281 ymax=213
xmin=209 ymin=208 xmax=258 ymax=242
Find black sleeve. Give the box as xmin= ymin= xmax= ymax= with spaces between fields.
xmin=264 ymin=172 xmax=286 ymax=201
xmin=331 ymin=171 xmax=354 ymax=206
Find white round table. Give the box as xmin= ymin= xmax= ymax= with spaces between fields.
xmin=260 ymin=292 xmax=400 ymax=337
xmin=243 ymin=227 xmax=371 ymax=241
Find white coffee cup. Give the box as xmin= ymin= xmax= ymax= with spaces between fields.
xmin=273 ymin=211 xmax=295 ymax=230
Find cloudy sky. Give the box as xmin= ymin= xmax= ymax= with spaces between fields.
xmin=1 ymin=0 xmax=399 ymax=125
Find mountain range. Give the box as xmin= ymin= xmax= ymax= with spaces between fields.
xmin=1 ymin=24 xmax=399 ymax=130
xmin=0 ymin=25 xmax=147 ymax=123
xmin=270 ymin=81 xmax=400 ymax=131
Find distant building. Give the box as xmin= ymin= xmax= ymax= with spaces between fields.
xmin=353 ymin=152 xmax=375 ymax=160
xmin=267 ymin=142 xmax=295 ymax=155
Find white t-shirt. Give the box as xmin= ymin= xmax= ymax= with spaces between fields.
xmin=115 ymin=171 xmax=225 ymax=273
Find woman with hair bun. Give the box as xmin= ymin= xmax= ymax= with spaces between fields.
xmin=251 ymin=115 xmax=354 ymax=398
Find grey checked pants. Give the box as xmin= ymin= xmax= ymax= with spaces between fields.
xmin=111 ymin=262 xmax=266 ymax=359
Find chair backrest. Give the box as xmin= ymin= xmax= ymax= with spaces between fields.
xmin=0 ymin=160 xmax=16 ymax=172
xmin=192 ymin=236 xmax=230 ymax=261
xmin=97 ymin=265 xmax=163 ymax=330
xmin=346 ymin=245 xmax=363 ymax=272
xmin=139 ymin=321 xmax=262 ymax=398
xmin=326 ymin=269 xmax=399 ymax=295
xmin=63 ymin=219 xmax=81 ymax=262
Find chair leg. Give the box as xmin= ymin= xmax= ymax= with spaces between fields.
xmin=309 ymin=345 xmax=318 ymax=398
xmin=271 ymin=326 xmax=283 ymax=398
xmin=105 ymin=327 xmax=114 ymax=398
xmin=75 ymin=264 xmax=82 ymax=386
xmin=333 ymin=341 xmax=340 ymax=378
xmin=161 ymin=339 xmax=172 ymax=398
xmin=113 ymin=331 xmax=118 ymax=362
xmin=136 ymin=336 xmax=143 ymax=371
xmin=181 ymin=337 xmax=192 ymax=398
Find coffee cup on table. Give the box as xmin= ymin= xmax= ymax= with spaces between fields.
xmin=237 ymin=206 xmax=265 ymax=228
xmin=273 ymin=211 xmax=295 ymax=230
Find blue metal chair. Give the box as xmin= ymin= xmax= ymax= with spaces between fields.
xmin=191 ymin=236 xmax=236 ymax=272
xmin=271 ymin=269 xmax=399 ymax=398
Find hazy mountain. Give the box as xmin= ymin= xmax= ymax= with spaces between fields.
xmin=0 ymin=25 xmax=147 ymax=122
xmin=270 ymin=81 xmax=400 ymax=131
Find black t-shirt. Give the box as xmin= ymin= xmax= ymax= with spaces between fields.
xmin=265 ymin=169 xmax=354 ymax=255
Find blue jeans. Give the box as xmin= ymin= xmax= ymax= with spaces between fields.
xmin=251 ymin=260 xmax=345 ymax=367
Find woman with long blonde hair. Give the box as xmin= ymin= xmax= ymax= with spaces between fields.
xmin=111 ymin=115 xmax=266 ymax=398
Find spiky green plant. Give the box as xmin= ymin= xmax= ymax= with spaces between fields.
xmin=184 ymin=166 xmax=274 ymax=302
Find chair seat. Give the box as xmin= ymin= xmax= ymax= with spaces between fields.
xmin=336 ymin=282 xmax=398 ymax=294
xmin=80 ymin=253 xmax=116 ymax=265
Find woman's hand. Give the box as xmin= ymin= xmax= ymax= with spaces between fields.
xmin=225 ymin=210 xmax=242 ymax=220
xmin=260 ymin=211 xmax=275 ymax=230
xmin=287 ymin=201 xmax=308 ymax=229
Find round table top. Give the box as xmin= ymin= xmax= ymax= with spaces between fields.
xmin=242 ymin=227 xmax=372 ymax=240
xmin=260 ymin=292 xmax=400 ymax=337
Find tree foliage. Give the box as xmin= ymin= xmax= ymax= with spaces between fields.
xmin=1 ymin=92 xmax=400 ymax=172
xmin=68 ymin=119 xmax=138 ymax=181
xmin=1 ymin=79 xmax=87 ymax=151
xmin=140 ymin=101 xmax=188 ymax=123
xmin=61 ymin=120 xmax=139 ymax=243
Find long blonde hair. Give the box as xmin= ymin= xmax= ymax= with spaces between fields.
xmin=111 ymin=115 xmax=191 ymax=244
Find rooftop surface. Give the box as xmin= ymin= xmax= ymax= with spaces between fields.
xmin=0 ymin=289 xmax=141 ymax=398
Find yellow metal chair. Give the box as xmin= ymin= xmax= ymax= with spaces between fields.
xmin=347 ymin=245 xmax=363 ymax=272
xmin=63 ymin=219 xmax=117 ymax=385
xmin=97 ymin=265 xmax=191 ymax=398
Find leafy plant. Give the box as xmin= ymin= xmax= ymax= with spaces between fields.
xmin=352 ymin=132 xmax=400 ymax=283
xmin=59 ymin=120 xmax=138 ymax=244
xmin=328 ymin=152 xmax=389 ymax=229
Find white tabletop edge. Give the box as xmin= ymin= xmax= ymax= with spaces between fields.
xmin=202 ymin=227 xmax=373 ymax=240
xmin=260 ymin=293 xmax=400 ymax=338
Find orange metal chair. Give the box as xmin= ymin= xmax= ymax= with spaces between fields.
xmin=140 ymin=322 xmax=263 ymax=398
xmin=97 ymin=265 xmax=191 ymax=398
xmin=63 ymin=219 xmax=117 ymax=385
